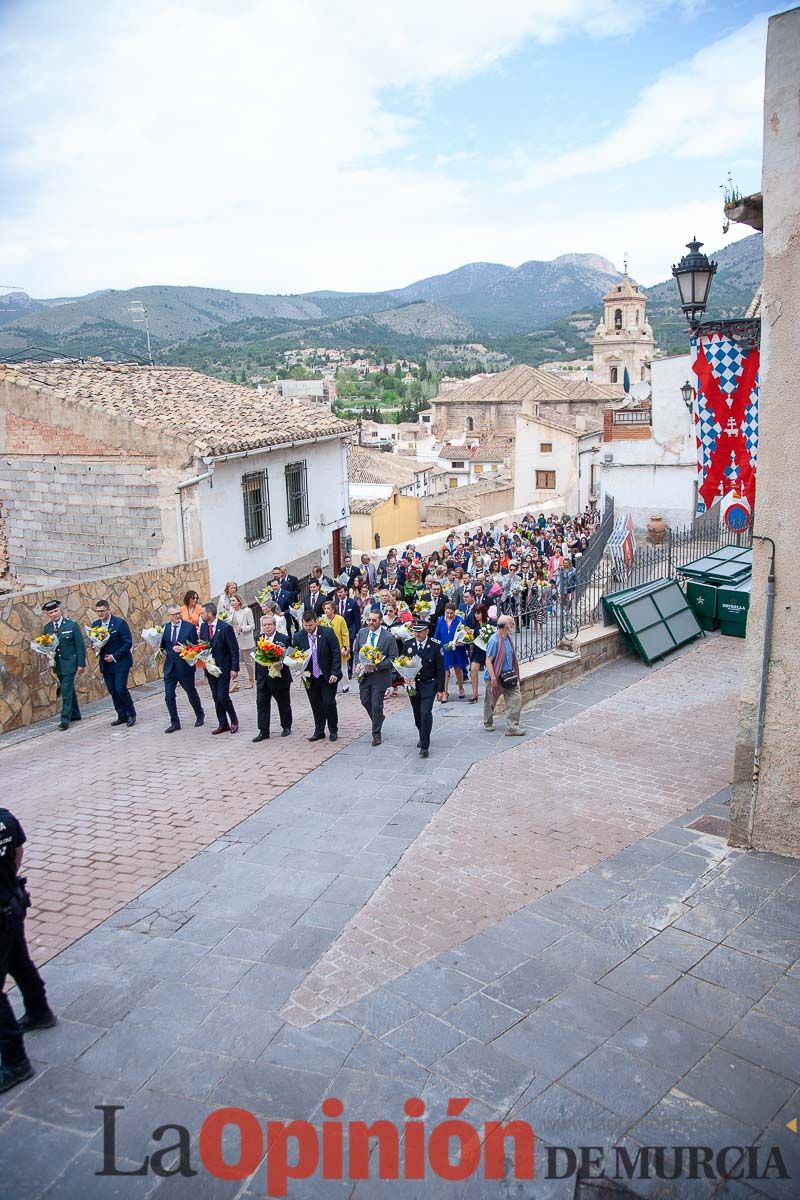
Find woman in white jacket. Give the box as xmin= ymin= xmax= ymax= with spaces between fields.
xmin=229 ymin=594 xmax=255 ymax=690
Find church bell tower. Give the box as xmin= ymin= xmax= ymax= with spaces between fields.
xmin=591 ymin=262 xmax=655 ymax=389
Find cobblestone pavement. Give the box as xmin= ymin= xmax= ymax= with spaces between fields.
xmin=4 ymin=638 xmax=800 ymax=1199
xmin=1 ymin=678 xmax=369 ymax=963
xmin=283 ymin=638 xmax=742 ymax=1026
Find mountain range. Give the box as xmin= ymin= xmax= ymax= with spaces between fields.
xmin=0 ymin=235 xmax=762 ymax=368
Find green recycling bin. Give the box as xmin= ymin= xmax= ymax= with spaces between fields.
xmin=717 ymin=576 xmax=751 ymax=638
xmin=685 ymin=579 xmax=719 ymax=632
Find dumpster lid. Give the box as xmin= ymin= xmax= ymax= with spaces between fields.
xmin=603 ymin=578 xmax=703 ymax=665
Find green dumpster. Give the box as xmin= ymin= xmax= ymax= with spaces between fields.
xmin=685 ymin=579 xmax=719 ymax=632
xmin=679 ymin=545 xmax=752 ymax=586
xmin=717 ymin=576 xmax=751 ymax=638
xmin=603 ymin=578 xmax=703 ymax=665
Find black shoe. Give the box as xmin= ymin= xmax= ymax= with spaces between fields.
xmin=372 ymin=735 xmax=382 ymax=747
xmin=17 ymin=1011 xmax=57 ymax=1033
xmin=195 ymin=716 xmax=205 ymax=727
xmin=416 ymin=740 xmax=421 ymax=748
xmin=0 ymin=1059 xmax=34 ymax=1095
xmin=281 ymin=728 xmax=291 ymax=737
xmin=164 ymin=724 xmax=180 ymax=734
xmin=419 ymin=749 xmax=429 ymax=758
xmin=59 ymin=722 xmax=69 ymax=731
xmin=329 ymin=732 xmax=338 ymax=742
xmin=110 ymin=718 xmax=126 ymax=727
xmin=126 ymin=715 xmax=136 ymax=727
xmin=308 ymin=733 xmax=325 ymax=742
xmin=252 ymin=732 xmax=269 ymax=742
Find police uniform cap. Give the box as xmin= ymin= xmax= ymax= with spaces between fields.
xmin=412 ymin=618 xmax=429 ymax=633
xmin=42 ymin=600 xmax=62 ymax=612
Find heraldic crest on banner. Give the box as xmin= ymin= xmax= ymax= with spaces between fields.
xmin=691 ymin=331 xmax=760 ymax=516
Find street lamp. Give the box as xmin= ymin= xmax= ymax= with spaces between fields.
xmin=672 ymin=236 xmax=760 ymax=350
xmin=671 ymin=238 xmax=717 ymax=325
xmin=680 ymin=380 xmax=694 ymax=411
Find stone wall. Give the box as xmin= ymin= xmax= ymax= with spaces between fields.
xmin=0 ymin=456 xmax=167 ymax=586
xmin=0 ymin=558 xmax=209 ymax=734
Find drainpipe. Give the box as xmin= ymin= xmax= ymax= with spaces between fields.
xmin=175 ymin=469 xmax=213 ymax=562
xmin=748 ymin=534 xmax=776 ymax=846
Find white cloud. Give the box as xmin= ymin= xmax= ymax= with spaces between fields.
xmin=0 ymin=0 xmax=763 ymax=296
xmin=509 ymin=13 xmax=769 ymax=190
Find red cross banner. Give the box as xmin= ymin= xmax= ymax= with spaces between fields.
xmin=691 ymin=332 xmax=760 ymax=516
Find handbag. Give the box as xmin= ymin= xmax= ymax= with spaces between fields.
xmin=499 ymin=668 xmax=518 ymax=689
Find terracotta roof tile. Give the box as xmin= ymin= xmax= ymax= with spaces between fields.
xmin=433 ymin=363 xmax=623 ymax=405
xmin=0 ymin=362 xmax=354 ymax=457
xmin=349 ymin=446 xmax=419 ymax=486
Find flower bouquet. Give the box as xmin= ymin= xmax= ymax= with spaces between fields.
xmin=285 ymin=646 xmax=312 ymax=688
xmin=217 ymin=609 xmax=230 ymax=622
xmin=317 ymin=615 xmax=331 ymax=627
xmin=177 ymin=640 xmax=221 ymax=677
xmin=444 ymin=624 xmax=474 ymax=652
xmin=85 ymin=623 xmax=110 ymax=653
xmin=356 ymin=644 xmax=384 ymax=676
xmin=254 ymin=637 xmax=286 ymax=678
xmin=142 ymin=625 xmax=164 ymax=650
xmin=31 ymin=632 xmax=58 ymax=676
xmin=256 ymin=586 xmax=276 ymax=607
xmin=289 ymin=601 xmax=305 ymax=622
xmin=474 ymin=622 xmax=494 ymax=652
xmin=392 ymin=653 xmax=421 ymax=696
xmin=412 ymin=599 xmax=432 ymax=619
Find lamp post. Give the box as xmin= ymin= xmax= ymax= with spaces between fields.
xmin=680 ymin=380 xmax=694 ymax=411
xmin=671 ymin=237 xmax=760 ymax=350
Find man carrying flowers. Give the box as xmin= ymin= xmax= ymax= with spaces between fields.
xmin=253 ymin=611 xmax=293 ymax=742
xmin=353 ymin=609 xmax=397 ymax=747
xmin=91 ymin=598 xmax=136 ymax=728
xmin=40 ymin=600 xmax=86 ymax=731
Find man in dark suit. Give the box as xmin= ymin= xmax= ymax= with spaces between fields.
xmin=534 ymin=534 xmax=553 ymax=558
xmin=341 ymin=554 xmax=361 ymax=588
xmin=353 ymin=609 xmax=397 ymax=747
xmin=160 ymin=606 xmax=205 ymax=732
xmin=92 ymin=599 xmax=136 ymax=727
xmin=405 ymin=618 xmax=445 ymax=758
xmin=252 ymin=612 xmax=292 ymax=741
xmin=426 ymin=581 xmax=447 ymax=637
xmin=293 ymin=610 xmax=341 ymax=742
xmin=41 ymin=599 xmax=86 ymax=730
xmin=303 ymin=580 xmax=326 ymax=618
xmin=333 ymin=584 xmax=361 ymax=683
xmin=275 ymin=565 xmax=299 ymax=599
xmin=199 ymin=602 xmax=240 ymax=734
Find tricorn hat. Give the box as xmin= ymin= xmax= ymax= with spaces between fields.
xmin=42 ymin=599 xmax=62 ymax=612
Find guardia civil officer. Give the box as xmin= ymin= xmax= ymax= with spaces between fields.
xmin=0 ymin=806 xmax=56 ymax=1094
xmin=41 ymin=599 xmax=86 ymax=730
xmin=405 ymin=618 xmax=445 ymax=758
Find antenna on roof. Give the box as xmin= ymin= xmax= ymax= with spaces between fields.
xmin=128 ymin=300 xmax=154 ymax=365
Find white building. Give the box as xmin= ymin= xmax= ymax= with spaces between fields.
xmin=0 ymin=363 xmax=353 ymax=595
xmin=598 ymin=354 xmax=697 ymax=532
xmin=276 ymin=377 xmax=336 ymax=407
xmin=513 ymin=409 xmax=603 ymax=514
xmin=348 ymin=445 xmax=432 ymax=500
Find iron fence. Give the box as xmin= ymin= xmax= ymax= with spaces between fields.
xmin=514 ymin=506 xmax=752 ymax=663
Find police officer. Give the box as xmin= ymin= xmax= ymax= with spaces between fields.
xmin=41 ymin=599 xmax=86 ymax=730
xmin=405 ymin=618 xmax=445 ymax=758
xmin=0 ymin=806 xmax=56 ymax=1094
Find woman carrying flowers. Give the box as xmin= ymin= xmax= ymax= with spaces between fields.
xmin=434 ymin=600 xmax=468 ymax=702
xmin=321 ymin=599 xmax=351 ymax=693
xmin=229 ymin=594 xmax=255 ymax=691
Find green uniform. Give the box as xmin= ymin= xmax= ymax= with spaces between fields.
xmin=44 ymin=617 xmax=86 ymax=726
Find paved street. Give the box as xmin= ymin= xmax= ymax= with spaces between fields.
xmin=2 ymin=637 xmax=799 ymax=1199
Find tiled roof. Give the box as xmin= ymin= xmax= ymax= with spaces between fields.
xmin=440 ymin=443 xmax=506 ymax=463
xmin=348 ymin=445 xmax=419 ymax=486
xmin=0 ymin=362 xmax=354 ymax=458
xmin=349 ymin=496 xmax=384 ymax=515
xmin=432 ymin=363 xmax=623 ymax=405
xmin=427 ymin=473 xmax=514 ymax=522
xmin=524 ymin=411 xmax=603 ymax=435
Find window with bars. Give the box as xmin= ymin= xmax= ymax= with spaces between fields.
xmin=242 ymin=469 xmax=271 ymax=547
xmin=285 ymin=460 xmax=309 ymax=530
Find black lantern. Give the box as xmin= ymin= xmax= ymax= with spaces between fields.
xmin=680 ymin=380 xmax=694 ymax=411
xmin=672 ymin=238 xmax=717 ymax=324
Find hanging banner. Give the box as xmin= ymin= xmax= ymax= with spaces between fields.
xmin=692 ymin=331 xmax=759 ymax=516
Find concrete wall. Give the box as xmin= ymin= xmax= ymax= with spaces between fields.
xmin=0 ymin=456 xmax=168 ymax=588
xmin=197 ymin=438 xmax=349 ymax=597
xmin=0 ymin=558 xmax=209 ymax=734
xmin=731 ymin=8 xmax=800 ymax=854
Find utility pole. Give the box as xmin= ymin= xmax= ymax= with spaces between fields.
xmin=128 ymin=300 xmax=153 ymax=365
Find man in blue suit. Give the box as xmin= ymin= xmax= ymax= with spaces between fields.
xmin=199 ymin=602 xmax=240 ymax=734
xmin=92 ymin=599 xmax=136 ymax=727
xmin=160 ymin=606 xmax=205 ymax=733
xmin=333 ymin=583 xmax=361 ymax=688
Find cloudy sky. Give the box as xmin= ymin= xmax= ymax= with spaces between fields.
xmin=1 ymin=0 xmax=770 ymax=297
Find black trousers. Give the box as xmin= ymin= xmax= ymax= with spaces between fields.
xmin=56 ymin=670 xmax=81 ymax=725
xmin=208 ymin=671 xmax=238 ymax=729
xmin=410 ymin=680 xmax=437 ymax=751
xmin=0 ymin=901 xmax=50 ymax=1068
xmin=164 ymin=673 xmax=204 ymax=726
xmin=306 ymin=675 xmax=338 ymax=736
xmin=359 ymin=670 xmax=389 ymax=737
xmin=256 ymin=676 xmax=293 ymax=734
xmin=102 ymin=661 xmax=136 ymax=720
